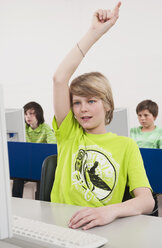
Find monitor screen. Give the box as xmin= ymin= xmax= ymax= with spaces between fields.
xmin=106 ymin=108 xmax=129 ymax=137
xmin=0 ymin=85 xmax=12 ymax=239
xmin=5 ymin=108 xmax=26 ymax=142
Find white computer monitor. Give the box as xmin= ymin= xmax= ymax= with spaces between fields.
xmin=5 ymin=108 xmax=26 ymax=142
xmin=0 ymin=85 xmax=12 ymax=239
xmin=106 ymin=108 xmax=129 ymax=137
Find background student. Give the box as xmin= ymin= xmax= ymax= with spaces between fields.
xmin=24 ymin=101 xmax=56 ymax=143
xmin=130 ymin=99 xmax=162 ymax=216
xmin=130 ymin=99 xmax=162 ymax=148
xmin=12 ymin=101 xmax=56 ymax=198
xmin=51 ymin=2 xmax=154 ymax=230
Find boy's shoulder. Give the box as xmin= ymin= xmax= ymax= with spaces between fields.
xmin=155 ymin=126 xmax=162 ymax=135
xmin=156 ymin=126 xmax=162 ymax=131
xmin=108 ymin=132 xmax=137 ymax=146
xmin=130 ymin=126 xmax=141 ymax=133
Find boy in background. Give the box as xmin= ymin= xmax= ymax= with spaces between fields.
xmin=130 ymin=99 xmax=162 ymax=149
xmin=130 ymin=99 xmax=162 ymax=216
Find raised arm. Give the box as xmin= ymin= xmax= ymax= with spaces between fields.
xmin=53 ymin=2 xmax=121 ymax=127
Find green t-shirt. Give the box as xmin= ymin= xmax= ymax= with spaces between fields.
xmin=51 ymin=110 xmax=151 ymax=207
xmin=25 ymin=123 xmax=56 ymax=144
xmin=130 ymin=126 xmax=162 ymax=148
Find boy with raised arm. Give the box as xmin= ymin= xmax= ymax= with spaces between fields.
xmin=51 ymin=2 xmax=154 ymax=230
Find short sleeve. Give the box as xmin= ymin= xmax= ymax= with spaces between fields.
xmin=52 ymin=110 xmax=81 ymax=144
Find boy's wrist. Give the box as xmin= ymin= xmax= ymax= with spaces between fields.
xmin=78 ymin=28 xmax=104 ymax=55
xmin=86 ymin=27 xmax=104 ymax=41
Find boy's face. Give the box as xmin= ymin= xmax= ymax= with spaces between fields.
xmin=24 ymin=108 xmax=38 ymax=128
xmin=137 ymin=109 xmax=156 ymax=129
xmin=72 ymin=95 xmax=108 ymax=134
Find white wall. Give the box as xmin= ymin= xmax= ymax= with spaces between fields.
xmin=0 ymin=0 xmax=162 ymax=129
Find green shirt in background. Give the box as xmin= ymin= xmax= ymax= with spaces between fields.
xmin=25 ymin=123 xmax=56 ymax=143
xmin=130 ymin=126 xmax=162 ymax=149
xmin=51 ymin=110 xmax=151 ymax=207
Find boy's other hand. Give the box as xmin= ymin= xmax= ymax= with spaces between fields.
xmin=68 ymin=205 xmax=117 ymax=230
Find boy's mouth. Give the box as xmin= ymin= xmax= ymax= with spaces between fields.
xmin=81 ymin=116 xmax=92 ymax=120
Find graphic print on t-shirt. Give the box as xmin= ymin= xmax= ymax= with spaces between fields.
xmin=72 ymin=145 xmax=120 ymax=203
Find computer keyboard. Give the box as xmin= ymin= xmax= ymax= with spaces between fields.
xmin=12 ymin=215 xmax=108 ymax=248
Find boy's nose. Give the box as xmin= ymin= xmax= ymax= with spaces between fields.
xmin=141 ymin=116 xmax=145 ymax=119
xmin=80 ymin=103 xmax=88 ymax=112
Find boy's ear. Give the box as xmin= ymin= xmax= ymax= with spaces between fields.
xmin=106 ymin=107 xmax=110 ymax=112
xmin=104 ymin=103 xmax=110 ymax=112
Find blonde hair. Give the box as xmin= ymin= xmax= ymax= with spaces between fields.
xmin=70 ymin=72 xmax=114 ymax=125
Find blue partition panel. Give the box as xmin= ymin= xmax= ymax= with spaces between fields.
xmin=140 ymin=148 xmax=162 ymax=193
xmin=8 ymin=142 xmax=57 ymax=181
xmin=7 ymin=142 xmax=162 ymax=193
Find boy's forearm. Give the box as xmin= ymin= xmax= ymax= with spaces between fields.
xmin=111 ymin=194 xmax=155 ymax=220
xmin=53 ymin=28 xmax=103 ymax=86
xmin=69 ymin=192 xmax=155 ymax=230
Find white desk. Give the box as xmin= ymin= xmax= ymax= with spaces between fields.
xmin=1 ymin=197 xmax=162 ymax=248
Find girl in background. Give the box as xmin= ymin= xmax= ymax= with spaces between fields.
xmin=12 ymin=101 xmax=56 ymax=198
xmin=24 ymin=101 xmax=56 ymax=144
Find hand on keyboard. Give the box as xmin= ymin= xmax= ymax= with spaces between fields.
xmin=69 ymin=205 xmax=116 ymax=230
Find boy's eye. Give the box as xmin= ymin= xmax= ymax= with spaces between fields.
xmin=88 ymin=100 xmax=95 ymax=104
xmin=73 ymin=101 xmax=80 ymax=105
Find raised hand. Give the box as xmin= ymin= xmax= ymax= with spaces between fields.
xmin=91 ymin=2 xmax=121 ymax=36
